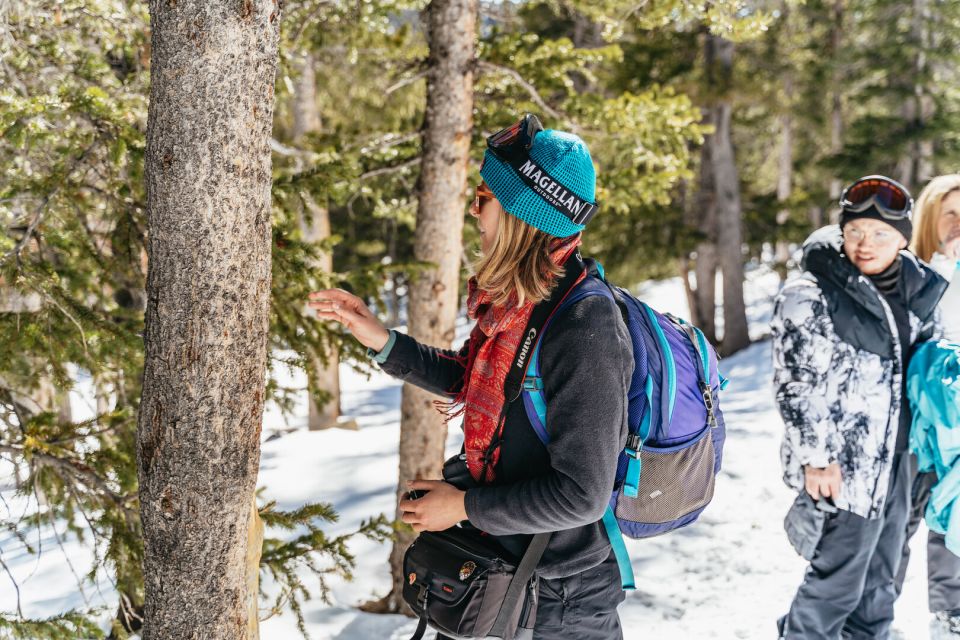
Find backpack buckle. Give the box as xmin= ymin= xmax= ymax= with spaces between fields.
xmin=522 ymin=376 xmax=543 ymax=392
xmin=625 ymin=433 xmax=642 ymax=457
xmin=700 ymin=382 xmax=718 ymax=428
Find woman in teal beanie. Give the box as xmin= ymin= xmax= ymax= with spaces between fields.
xmin=310 ymin=115 xmax=633 ymax=639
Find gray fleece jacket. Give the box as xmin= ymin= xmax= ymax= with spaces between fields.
xmin=375 ymin=292 xmax=633 ymax=579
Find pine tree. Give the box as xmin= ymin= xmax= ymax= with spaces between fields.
xmin=136 ymin=0 xmax=281 ymax=635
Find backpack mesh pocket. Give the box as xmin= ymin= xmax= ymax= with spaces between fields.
xmin=615 ymin=427 xmax=716 ymax=525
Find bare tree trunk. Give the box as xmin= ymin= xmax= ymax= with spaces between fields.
xmin=290 ymin=52 xmax=345 ymax=431
xmin=775 ymin=60 xmax=794 ymax=280
xmin=828 ymin=0 xmax=844 ymax=224
xmin=896 ymin=0 xmax=933 ymax=191
xmin=686 ymin=129 xmax=718 ymax=344
xmin=374 ymin=0 xmax=476 ymax=614
xmin=137 ymin=1 xmax=279 ymax=637
xmin=705 ymin=34 xmax=749 ymax=355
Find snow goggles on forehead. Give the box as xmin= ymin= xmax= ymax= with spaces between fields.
xmin=486 ymin=113 xmax=544 ymax=161
xmin=839 ymin=175 xmax=913 ymax=220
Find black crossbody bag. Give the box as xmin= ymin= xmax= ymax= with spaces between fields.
xmin=401 ymin=254 xmax=588 ymax=640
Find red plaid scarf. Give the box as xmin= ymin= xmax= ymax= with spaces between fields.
xmin=444 ymin=234 xmax=583 ymax=483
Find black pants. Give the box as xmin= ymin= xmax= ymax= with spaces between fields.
xmin=895 ymin=456 xmax=960 ymax=613
xmin=781 ymin=452 xmax=912 ymax=640
xmin=533 ymin=550 xmax=625 ymax=640
xmin=435 ymin=550 xmax=625 ymax=640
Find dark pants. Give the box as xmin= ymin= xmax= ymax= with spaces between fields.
xmin=533 ymin=550 xmax=625 ymax=640
xmin=781 ymin=452 xmax=912 ymax=640
xmin=895 ymin=457 xmax=960 ymax=613
xmin=434 ymin=551 xmax=624 ymax=640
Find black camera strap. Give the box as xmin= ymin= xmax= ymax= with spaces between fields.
xmin=477 ymin=250 xmax=587 ymax=484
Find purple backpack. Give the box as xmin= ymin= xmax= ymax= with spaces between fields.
xmin=522 ymin=261 xmax=727 ymax=590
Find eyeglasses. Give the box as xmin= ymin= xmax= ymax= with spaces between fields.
xmin=839 ymin=175 xmax=913 ymax=220
xmin=843 ymin=226 xmax=899 ymax=245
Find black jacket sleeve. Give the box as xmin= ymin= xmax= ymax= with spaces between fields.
xmin=463 ymin=294 xmax=633 ymax=534
xmin=377 ymin=331 xmax=470 ymax=399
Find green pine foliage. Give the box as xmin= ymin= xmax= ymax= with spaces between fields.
xmin=258 ymin=499 xmax=391 ymax=638
xmin=0 ymin=611 xmax=106 ymax=640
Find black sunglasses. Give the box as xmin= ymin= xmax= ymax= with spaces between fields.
xmin=839 ymin=175 xmax=913 ymax=220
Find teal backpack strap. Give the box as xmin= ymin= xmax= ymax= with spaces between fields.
xmin=623 ymin=376 xmax=653 ymax=499
xmin=602 ymin=506 xmax=636 ymax=590
xmin=521 ymin=312 xmax=636 ymax=591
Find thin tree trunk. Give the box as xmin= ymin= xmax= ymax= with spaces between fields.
xmin=138 ymin=1 xmax=279 ymax=637
xmin=775 ymin=64 xmax=794 ymax=279
xmin=290 ymin=51 xmax=343 ymax=431
xmin=705 ymin=34 xmax=749 ymax=355
xmin=896 ymin=0 xmax=933 ymax=191
xmin=713 ymin=101 xmax=750 ymax=354
xmin=687 ymin=125 xmax=718 ymax=344
xmin=828 ymin=0 xmax=844 ymax=224
xmin=375 ymin=0 xmax=476 ymax=614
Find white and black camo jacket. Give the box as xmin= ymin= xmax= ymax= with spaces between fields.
xmin=772 ymin=226 xmax=945 ymax=519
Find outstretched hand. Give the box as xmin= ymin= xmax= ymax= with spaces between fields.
xmin=399 ymin=480 xmax=468 ymax=533
xmin=307 ymin=288 xmax=390 ymax=352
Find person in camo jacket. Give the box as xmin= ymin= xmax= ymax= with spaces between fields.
xmin=772 ymin=175 xmax=947 ymax=639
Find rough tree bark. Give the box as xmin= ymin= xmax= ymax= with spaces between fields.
xmin=373 ymin=0 xmax=476 ymax=614
xmin=137 ymin=1 xmax=279 ymax=637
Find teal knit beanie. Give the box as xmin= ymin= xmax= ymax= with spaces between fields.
xmin=480 ymin=129 xmax=597 ymax=238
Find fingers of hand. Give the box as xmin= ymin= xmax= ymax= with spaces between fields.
xmin=308 ymin=289 xmax=364 ymax=312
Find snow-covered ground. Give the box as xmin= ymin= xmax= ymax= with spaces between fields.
xmin=0 ymin=266 xmax=943 ymax=638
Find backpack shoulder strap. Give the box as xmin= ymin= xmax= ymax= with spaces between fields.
xmin=519 ymin=271 xmax=636 ymax=592
xmin=521 ymin=276 xmax=614 ymax=444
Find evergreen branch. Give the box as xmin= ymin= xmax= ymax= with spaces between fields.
xmin=0 ymin=143 xmax=97 ymax=270
xmin=0 ymin=549 xmax=23 ymax=619
xmin=271 ymin=139 xmax=319 ymax=160
xmin=346 ymin=130 xmax=421 ymax=154
xmin=46 ymin=507 xmax=91 ymax=609
xmin=359 ymin=157 xmax=421 ymax=181
xmin=287 ymin=1 xmax=339 ymax=49
xmin=0 ymin=610 xmax=105 ymax=640
xmin=0 ymin=445 xmax=136 ymax=520
xmin=476 ymin=60 xmax=571 ymax=127
xmin=386 ymin=70 xmax=428 ymax=95
xmin=39 ymin=292 xmax=88 ymax=356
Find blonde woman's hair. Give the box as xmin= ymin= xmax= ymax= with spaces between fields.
xmin=472 ymin=205 xmax=564 ymax=308
xmin=912 ymin=174 xmax=960 ymax=262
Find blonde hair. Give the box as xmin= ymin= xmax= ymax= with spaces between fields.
xmin=472 ymin=205 xmax=563 ymax=308
xmin=912 ymin=174 xmax=960 ymax=262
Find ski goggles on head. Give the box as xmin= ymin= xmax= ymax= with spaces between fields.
xmin=486 ymin=113 xmax=544 ymax=162
xmin=839 ymin=175 xmax=913 ymax=220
